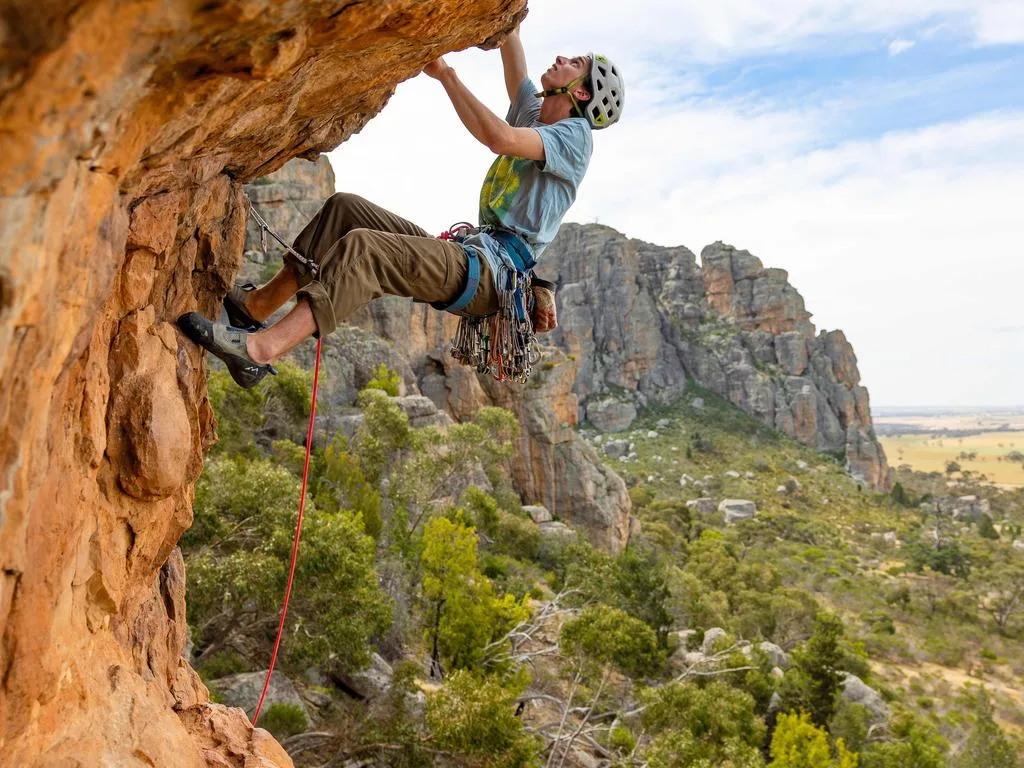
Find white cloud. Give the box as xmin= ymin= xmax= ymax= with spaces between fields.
xmin=328 ymin=5 xmax=1024 ymax=406
xmin=518 ymin=0 xmax=1023 ymax=63
xmin=888 ymin=38 xmax=916 ymax=55
xmin=972 ymin=2 xmax=1024 ymax=45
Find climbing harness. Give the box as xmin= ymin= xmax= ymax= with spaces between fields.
xmin=249 ymin=199 xmax=320 ymax=277
xmin=438 ymin=224 xmax=542 ymax=383
xmin=251 ymin=335 xmax=322 ymax=725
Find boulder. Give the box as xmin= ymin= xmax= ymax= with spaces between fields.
xmin=524 ymin=505 xmax=553 ymax=524
xmin=586 ymin=399 xmax=637 ymax=433
xmin=952 ymin=495 xmax=991 ymax=521
xmin=346 ymin=653 xmax=394 ymax=700
xmin=681 ymin=651 xmax=708 ymax=667
xmin=603 ymin=439 xmax=630 ymax=458
xmin=701 ymin=627 xmax=729 ymax=655
xmin=656 ymin=419 xmax=671 ymax=429
xmin=756 ymin=642 xmax=789 ymax=669
xmin=394 ymin=395 xmax=454 ymax=430
xmin=686 ymin=498 xmax=717 ymax=515
xmin=538 ymin=521 xmax=578 ymax=556
xmin=719 ymin=499 xmax=758 ymax=523
xmin=840 ymin=674 xmax=889 ymax=722
xmin=724 ymin=470 xmax=741 ymax=479
xmin=691 ymin=398 xmax=705 ymax=409
xmin=211 ymin=670 xmax=309 ymax=722
xmin=667 ymin=629 xmax=698 ymax=651
xmin=1013 ymin=540 xmax=1024 ymax=552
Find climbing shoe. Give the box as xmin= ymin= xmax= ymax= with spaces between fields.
xmin=176 ymin=312 xmax=277 ymax=389
xmin=223 ymin=283 xmax=265 ymax=332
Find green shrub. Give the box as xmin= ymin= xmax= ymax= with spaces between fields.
xmin=366 ymin=362 xmax=401 ymax=396
xmin=641 ymin=680 xmax=765 ymax=767
xmin=768 ymin=711 xmax=857 ymax=767
xmin=561 ymin=604 xmax=663 ymax=678
xmin=493 ymin=511 xmax=541 ymax=561
xmin=197 ymin=649 xmax=250 ymax=680
xmin=630 ymin=484 xmax=655 ymax=510
xmin=257 ymin=702 xmax=308 ymax=739
xmin=426 ymin=671 xmax=537 ymax=768
xmin=609 ymin=724 xmax=637 ymax=754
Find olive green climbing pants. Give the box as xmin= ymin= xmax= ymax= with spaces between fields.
xmin=287 ymin=192 xmax=498 ymax=337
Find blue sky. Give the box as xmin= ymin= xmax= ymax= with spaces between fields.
xmin=330 ymin=1 xmax=1024 ymax=407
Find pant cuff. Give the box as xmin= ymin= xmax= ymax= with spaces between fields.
xmin=297 ymin=281 xmax=337 ymax=338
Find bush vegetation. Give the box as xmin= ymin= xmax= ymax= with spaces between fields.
xmin=186 ymin=369 xmax=1024 ymax=765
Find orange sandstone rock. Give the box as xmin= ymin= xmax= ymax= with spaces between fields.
xmin=0 ymin=1 xmax=526 ymax=764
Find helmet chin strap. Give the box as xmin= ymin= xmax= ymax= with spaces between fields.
xmin=534 ymin=72 xmax=588 ymax=100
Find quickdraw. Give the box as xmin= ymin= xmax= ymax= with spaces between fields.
xmin=249 ymin=199 xmax=320 ymax=278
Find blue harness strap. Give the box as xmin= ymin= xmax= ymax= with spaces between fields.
xmin=490 ymin=230 xmax=536 ymax=272
xmin=431 ymin=245 xmax=481 ymax=313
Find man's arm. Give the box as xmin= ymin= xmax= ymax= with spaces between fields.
xmin=424 ymin=58 xmax=544 ymax=161
xmin=500 ymin=27 xmax=527 ymax=103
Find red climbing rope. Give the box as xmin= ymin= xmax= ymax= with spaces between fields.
xmin=251 ymin=337 xmax=323 ymax=725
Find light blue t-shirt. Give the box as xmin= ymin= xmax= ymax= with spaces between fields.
xmin=463 ymin=77 xmax=593 ymax=287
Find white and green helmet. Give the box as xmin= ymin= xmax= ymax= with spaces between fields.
xmin=583 ymin=53 xmax=624 ymax=129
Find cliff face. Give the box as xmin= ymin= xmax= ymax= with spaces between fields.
xmin=0 ymin=2 xmax=525 ymax=765
xmin=541 ymin=225 xmax=891 ymax=489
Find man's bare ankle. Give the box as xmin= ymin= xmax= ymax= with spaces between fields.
xmin=246 ymin=333 xmax=273 ymax=365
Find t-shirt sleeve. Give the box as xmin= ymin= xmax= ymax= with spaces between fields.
xmin=506 ymin=77 xmax=541 ymax=127
xmin=536 ymin=119 xmax=593 ymax=183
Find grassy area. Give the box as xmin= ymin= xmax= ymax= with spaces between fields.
xmin=581 ymin=383 xmax=1024 ymax=748
xmin=882 ymin=431 xmax=1024 ymax=486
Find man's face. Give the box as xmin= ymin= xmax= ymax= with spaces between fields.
xmin=540 ymin=54 xmax=591 ymax=98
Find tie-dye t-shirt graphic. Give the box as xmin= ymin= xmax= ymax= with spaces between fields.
xmin=476 ymin=77 xmax=593 ymax=262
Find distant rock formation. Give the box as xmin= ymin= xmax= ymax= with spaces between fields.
xmin=0 ymin=2 xmax=526 ymax=765
xmin=538 ymin=225 xmax=891 ymax=490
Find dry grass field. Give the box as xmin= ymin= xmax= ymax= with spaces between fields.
xmin=881 ymin=430 xmax=1024 ymax=486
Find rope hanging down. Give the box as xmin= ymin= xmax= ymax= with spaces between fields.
xmin=251 ymin=336 xmax=322 ymax=725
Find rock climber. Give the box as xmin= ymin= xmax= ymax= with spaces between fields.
xmin=178 ymin=27 xmax=624 ymax=387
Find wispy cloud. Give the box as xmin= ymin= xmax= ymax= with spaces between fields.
xmin=888 ymin=38 xmax=916 ymax=55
